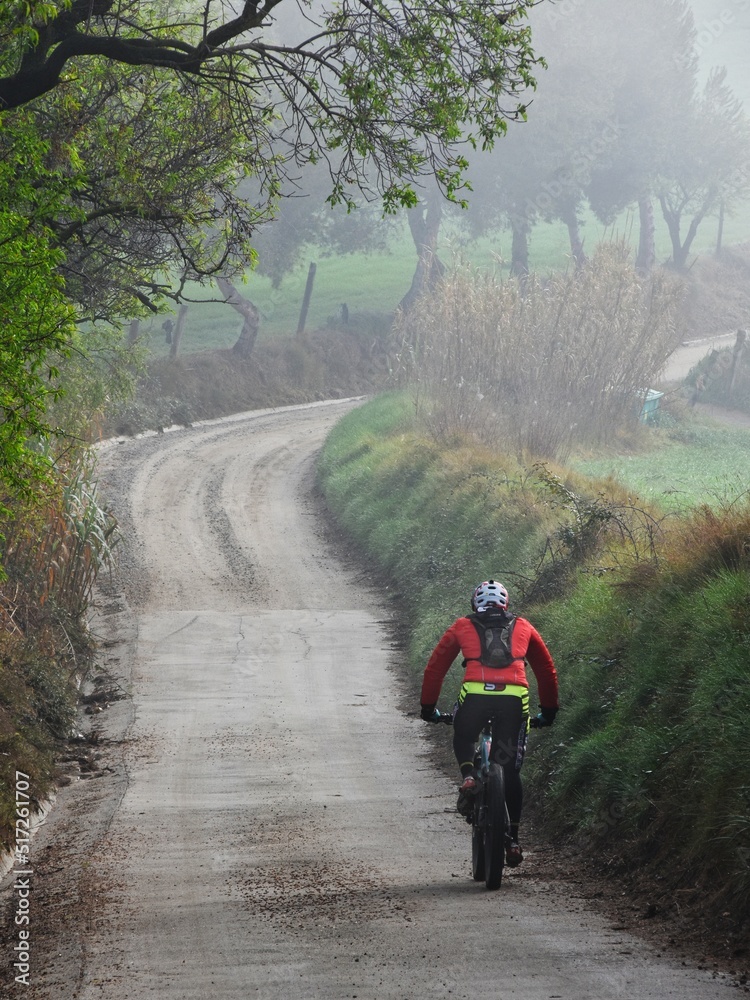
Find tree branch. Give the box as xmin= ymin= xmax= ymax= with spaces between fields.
xmin=1 ymin=0 xmax=282 ymax=112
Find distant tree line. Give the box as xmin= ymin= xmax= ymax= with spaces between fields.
xmin=439 ymin=0 xmax=750 ymax=283
xmin=259 ymin=0 xmax=750 ymax=303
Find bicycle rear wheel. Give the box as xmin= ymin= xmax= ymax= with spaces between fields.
xmin=471 ymin=801 xmax=485 ymax=882
xmin=484 ymin=763 xmax=506 ymax=890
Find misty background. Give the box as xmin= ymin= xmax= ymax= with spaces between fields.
xmin=148 ymin=0 xmax=750 ymax=350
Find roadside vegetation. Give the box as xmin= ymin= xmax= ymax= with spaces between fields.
xmin=0 ymin=461 xmax=117 ymax=841
xmin=318 ymin=384 xmax=750 ymax=940
xmin=687 ymin=337 xmax=750 ymax=417
xmin=392 ymin=243 xmax=682 ymax=462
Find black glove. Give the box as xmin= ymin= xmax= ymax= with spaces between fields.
xmin=420 ymin=703 xmax=439 ymax=722
xmin=530 ymin=706 xmax=557 ymax=728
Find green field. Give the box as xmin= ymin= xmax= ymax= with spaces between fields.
xmin=140 ymin=233 xmax=418 ymax=354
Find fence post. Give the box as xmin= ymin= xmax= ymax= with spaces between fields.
xmin=296 ymin=262 xmax=317 ymax=338
xmin=170 ymin=304 xmax=189 ymax=359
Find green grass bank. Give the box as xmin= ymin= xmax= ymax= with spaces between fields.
xmin=318 ymin=392 xmax=750 ymax=941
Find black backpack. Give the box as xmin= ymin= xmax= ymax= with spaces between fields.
xmin=466 ymin=610 xmax=517 ymax=669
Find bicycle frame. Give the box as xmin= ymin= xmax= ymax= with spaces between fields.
xmin=475 ymin=726 xmax=492 ymax=776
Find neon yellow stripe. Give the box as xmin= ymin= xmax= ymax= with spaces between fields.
xmin=460 ymin=682 xmax=529 ymax=700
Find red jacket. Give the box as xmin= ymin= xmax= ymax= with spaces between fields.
xmin=420 ymin=614 xmax=559 ymax=708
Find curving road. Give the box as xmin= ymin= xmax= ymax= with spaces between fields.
xmin=8 ymin=399 xmax=732 ymax=999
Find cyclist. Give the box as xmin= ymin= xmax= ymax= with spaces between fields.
xmin=419 ymin=579 xmax=559 ymax=867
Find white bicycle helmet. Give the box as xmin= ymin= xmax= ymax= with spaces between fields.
xmin=471 ymin=579 xmax=509 ymax=612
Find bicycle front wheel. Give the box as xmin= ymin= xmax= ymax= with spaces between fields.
xmin=484 ymin=763 xmax=506 ymax=890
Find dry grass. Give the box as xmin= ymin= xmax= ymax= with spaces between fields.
xmin=645 ymin=496 xmax=750 ymax=585
xmin=393 ymin=243 xmax=683 ymax=461
xmin=2 ymin=458 xmax=118 ymax=620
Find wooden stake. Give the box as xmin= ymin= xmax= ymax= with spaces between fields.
xmin=296 ymin=262 xmax=317 ymax=338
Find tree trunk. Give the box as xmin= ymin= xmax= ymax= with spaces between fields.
xmin=509 ymin=215 xmax=530 ymax=278
xmin=659 ymin=191 xmax=713 ymax=270
xmin=561 ymin=209 xmax=586 ymax=269
xmin=566 ymin=220 xmax=586 ymax=268
xmin=678 ymin=210 xmax=709 ymax=268
xmin=127 ymin=319 xmax=140 ymax=345
xmin=716 ymin=199 xmax=725 ymax=257
xmin=635 ymin=194 xmax=656 ymax=275
xmin=659 ymin=193 xmax=690 ymax=269
xmin=169 ymin=305 xmax=188 ymax=359
xmin=398 ymin=189 xmax=445 ymax=314
xmin=217 ymin=277 xmax=260 ymax=360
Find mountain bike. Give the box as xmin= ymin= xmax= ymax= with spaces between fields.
xmin=437 ymin=714 xmax=509 ymax=891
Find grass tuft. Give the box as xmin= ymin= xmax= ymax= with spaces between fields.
xmin=391 ymin=243 xmax=682 ymax=462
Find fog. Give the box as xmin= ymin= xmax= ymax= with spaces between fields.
xmin=251 ymin=0 xmax=750 ymax=294
xmin=690 ymin=0 xmax=750 ymax=106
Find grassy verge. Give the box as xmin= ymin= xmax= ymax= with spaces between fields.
xmin=684 ymin=340 xmax=750 ymax=417
xmin=529 ymin=558 xmax=750 ymax=894
xmin=318 ymin=391 xmax=642 ymax=701
xmin=318 ymin=392 xmax=750 ymax=938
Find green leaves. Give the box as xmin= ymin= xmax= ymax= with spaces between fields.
xmin=316 ymin=0 xmax=539 ymax=206
xmin=0 ymin=113 xmax=76 ymax=507
xmin=2 ymin=0 xmax=541 ymax=210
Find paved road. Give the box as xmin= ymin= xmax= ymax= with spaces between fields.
xmin=3 ymin=399 xmax=733 ymax=999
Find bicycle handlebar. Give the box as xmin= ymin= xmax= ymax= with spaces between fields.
xmin=431 ymin=710 xmax=551 ymax=729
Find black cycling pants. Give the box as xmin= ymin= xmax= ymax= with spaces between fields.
xmin=453 ymin=692 xmax=529 ymax=828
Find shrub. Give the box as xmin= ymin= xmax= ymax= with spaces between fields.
xmin=686 ymin=333 xmax=750 ymax=414
xmin=393 ymin=243 xmax=683 ymax=461
xmin=530 ymin=504 xmax=750 ymax=923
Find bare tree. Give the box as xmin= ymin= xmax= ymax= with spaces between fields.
xmin=657 ymin=69 xmax=750 ymax=270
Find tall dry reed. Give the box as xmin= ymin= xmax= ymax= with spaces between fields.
xmin=1 ymin=454 xmax=118 ymax=623
xmin=393 ymin=243 xmax=683 ymax=460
